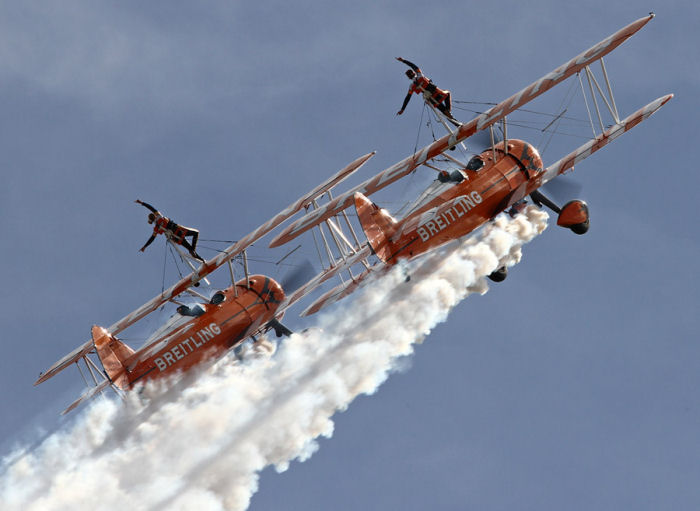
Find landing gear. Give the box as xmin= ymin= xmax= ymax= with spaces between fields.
xmin=530 ymin=190 xmax=589 ymax=235
xmin=488 ymin=266 xmax=508 ymax=282
xmin=266 ymin=318 xmax=293 ymax=338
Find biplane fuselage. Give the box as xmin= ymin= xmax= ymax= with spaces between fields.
xmin=36 ymin=150 xmax=378 ymax=414
xmin=356 ymin=140 xmax=547 ymax=264
xmin=94 ymin=275 xmax=284 ymax=390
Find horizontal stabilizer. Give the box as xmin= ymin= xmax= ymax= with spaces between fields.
xmin=92 ymin=325 xmax=134 ymax=389
xmin=61 ymin=379 xmax=111 ymax=415
xmin=542 ymin=94 xmax=673 ymax=184
xmin=269 ymin=14 xmax=656 ymax=248
xmin=354 ymin=192 xmax=398 ymax=264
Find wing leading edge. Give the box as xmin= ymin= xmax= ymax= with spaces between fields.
xmin=35 ymin=152 xmax=375 ymax=386
xmin=269 ymin=14 xmax=657 ymax=248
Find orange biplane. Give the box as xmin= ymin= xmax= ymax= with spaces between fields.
xmin=35 ymin=153 xmax=377 ymax=414
xmin=268 ymin=14 xmax=673 ymax=314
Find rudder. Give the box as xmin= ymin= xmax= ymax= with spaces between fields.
xmin=354 ymin=192 xmax=398 ymax=263
xmin=92 ymin=325 xmax=134 ymax=389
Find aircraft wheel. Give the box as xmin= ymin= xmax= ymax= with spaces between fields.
xmin=488 ymin=266 xmax=507 ymax=282
xmin=569 ymin=220 xmax=589 ymax=235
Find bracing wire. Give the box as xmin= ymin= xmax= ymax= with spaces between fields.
xmin=413 ymin=102 xmax=426 ymax=155
xmin=161 ymin=240 xmax=168 ymax=295
xmin=538 ymin=77 xmax=580 ymax=155
xmin=167 ymin=243 xmax=185 ymax=281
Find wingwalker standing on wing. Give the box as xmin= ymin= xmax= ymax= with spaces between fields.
xmin=269 ymin=14 xmax=673 ymax=316
xmin=35 ymin=153 xmax=378 ymax=414
xmin=136 ymin=199 xmax=204 ymax=262
xmin=396 ymin=57 xmax=455 ymax=120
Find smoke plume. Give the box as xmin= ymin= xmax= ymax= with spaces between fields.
xmin=0 ymin=207 xmax=548 ymax=511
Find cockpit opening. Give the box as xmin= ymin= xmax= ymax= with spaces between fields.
xmin=177 ymin=303 xmax=206 ymax=317
xmin=466 ymin=156 xmax=484 ymax=172
xmin=210 ymin=291 xmax=226 ymax=305
xmin=437 ymin=170 xmax=465 ymax=183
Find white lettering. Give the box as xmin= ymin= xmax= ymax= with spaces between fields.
xmin=201 ymin=327 xmax=214 ymax=341
xmin=415 ymin=194 xmax=485 ymax=243
xmin=426 ymin=221 xmax=438 ymax=235
xmin=153 ymin=322 xmax=222 ymax=372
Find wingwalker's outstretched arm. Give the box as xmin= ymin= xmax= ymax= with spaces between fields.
xmin=135 ymin=199 xmax=158 ymax=214
xmin=139 ymin=233 xmax=157 ymax=252
xmin=136 ymin=199 xmax=160 ymax=252
xmin=396 ymin=56 xmax=420 ymax=73
xmin=397 ymin=90 xmax=412 ymax=115
xmin=396 ymin=57 xmax=422 ymax=115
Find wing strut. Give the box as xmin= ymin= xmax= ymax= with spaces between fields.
xmin=542 ymin=94 xmax=672 ymax=184
xmin=269 ymin=14 xmax=657 ymax=248
xmin=35 ymin=151 xmax=376 ymax=386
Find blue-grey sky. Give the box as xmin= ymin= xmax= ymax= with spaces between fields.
xmin=1 ymin=1 xmax=698 ymax=510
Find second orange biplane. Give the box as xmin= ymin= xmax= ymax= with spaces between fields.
xmin=268 ymin=14 xmax=673 ymax=314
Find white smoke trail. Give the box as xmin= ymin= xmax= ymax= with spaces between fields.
xmin=0 ymin=207 xmax=548 ymax=511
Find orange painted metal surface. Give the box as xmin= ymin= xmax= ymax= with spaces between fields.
xmin=360 ymin=140 xmax=544 ymax=264
xmin=269 ymin=14 xmax=656 ymax=249
xmin=97 ymin=275 xmax=284 ymax=390
xmin=557 ymin=200 xmax=589 ymax=227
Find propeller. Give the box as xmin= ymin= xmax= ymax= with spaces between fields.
xmin=471 ymin=129 xmax=493 ymax=152
xmin=541 ymin=176 xmax=583 ymax=204
xmin=280 ymin=259 xmax=315 ymax=292
xmin=468 ymin=124 xmax=585 ymax=204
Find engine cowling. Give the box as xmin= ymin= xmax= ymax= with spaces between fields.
xmin=557 ymin=200 xmax=589 ymax=234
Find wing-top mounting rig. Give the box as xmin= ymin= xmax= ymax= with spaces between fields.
xmin=268 ymin=13 xmax=673 ymax=315
xmin=34 ymin=152 xmax=379 ymax=414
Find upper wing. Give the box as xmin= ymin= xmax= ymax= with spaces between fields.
xmin=35 ymin=152 xmax=375 ymax=386
xmin=269 ymin=14 xmax=656 ymax=248
xmin=105 ymin=151 xmax=375 ymax=335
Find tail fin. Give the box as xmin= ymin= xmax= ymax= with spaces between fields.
xmin=92 ymin=325 xmax=134 ymax=389
xmin=354 ymin=192 xmax=398 ymax=263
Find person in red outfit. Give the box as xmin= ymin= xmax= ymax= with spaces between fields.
xmin=396 ymin=57 xmax=453 ymax=119
xmin=136 ymin=199 xmax=204 ymax=262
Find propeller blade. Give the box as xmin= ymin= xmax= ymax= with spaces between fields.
xmin=542 ymin=176 xmax=583 ymax=203
xmin=281 ymin=259 xmax=315 ymax=292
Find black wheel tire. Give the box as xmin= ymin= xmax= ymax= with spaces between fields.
xmin=570 ymin=220 xmax=589 ymax=235
xmin=488 ymin=266 xmax=508 ymax=282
